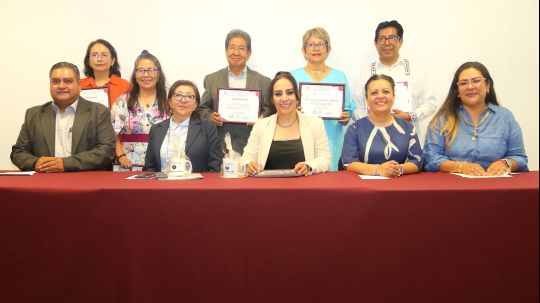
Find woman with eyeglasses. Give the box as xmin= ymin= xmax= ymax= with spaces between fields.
xmin=111 ymin=50 xmax=169 ymax=170
xmin=81 ymin=39 xmax=131 ymax=108
xmin=290 ymin=27 xmax=355 ymax=171
xmin=242 ymin=72 xmax=331 ymax=176
xmin=424 ymin=62 xmax=528 ymax=175
xmin=143 ymin=80 xmax=222 ymax=173
xmin=342 ymin=74 xmax=423 ymax=177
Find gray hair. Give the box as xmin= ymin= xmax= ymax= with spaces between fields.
xmin=302 ymin=27 xmax=332 ymax=52
xmin=225 ymin=29 xmax=252 ymax=52
xmin=49 ymin=62 xmax=80 ymax=80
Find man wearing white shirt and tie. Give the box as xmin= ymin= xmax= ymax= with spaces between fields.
xmin=353 ymin=20 xmax=437 ymax=144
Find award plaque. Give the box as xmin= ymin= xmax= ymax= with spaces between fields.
xmin=216 ymin=88 xmax=261 ymax=123
xmin=299 ymin=82 xmax=345 ymax=119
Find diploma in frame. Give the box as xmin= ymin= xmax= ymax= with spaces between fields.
xmin=80 ymin=86 xmax=110 ymax=108
xmin=216 ymin=88 xmax=261 ymax=124
xmin=299 ymin=82 xmax=345 ymax=119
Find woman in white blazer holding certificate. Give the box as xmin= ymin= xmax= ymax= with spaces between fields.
xmin=242 ymin=72 xmax=331 ymax=176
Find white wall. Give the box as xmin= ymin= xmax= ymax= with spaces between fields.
xmin=1 ymin=0 xmax=538 ymax=170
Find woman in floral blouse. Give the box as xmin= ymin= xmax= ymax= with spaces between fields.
xmin=111 ymin=50 xmax=168 ymax=169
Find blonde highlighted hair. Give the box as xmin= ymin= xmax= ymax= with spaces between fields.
xmin=302 ymin=27 xmax=331 ymax=52
xmin=429 ymin=62 xmax=498 ymax=148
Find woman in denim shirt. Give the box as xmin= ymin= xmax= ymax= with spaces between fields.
xmin=424 ymin=62 xmax=528 ymax=176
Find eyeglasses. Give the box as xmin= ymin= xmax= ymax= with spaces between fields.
xmin=305 ymin=42 xmax=327 ymax=50
xmin=376 ymin=35 xmax=400 ymax=44
xmin=457 ymin=77 xmax=486 ymax=88
xmin=172 ymin=93 xmax=196 ymax=102
xmin=227 ymin=46 xmax=248 ymax=53
xmin=90 ymin=52 xmax=110 ymax=60
xmin=135 ymin=68 xmax=159 ymax=76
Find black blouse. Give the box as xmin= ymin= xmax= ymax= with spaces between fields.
xmin=264 ymin=138 xmax=305 ymax=169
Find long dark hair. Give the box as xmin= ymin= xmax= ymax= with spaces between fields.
xmin=167 ymin=80 xmax=201 ymax=117
xmin=127 ymin=50 xmax=168 ymax=116
xmin=268 ymin=71 xmax=300 ymax=114
xmin=83 ymin=39 xmax=121 ymax=78
xmin=429 ymin=61 xmax=498 ymax=147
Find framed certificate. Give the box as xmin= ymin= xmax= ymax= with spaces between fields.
xmin=299 ymin=82 xmax=345 ymax=120
xmin=80 ymin=86 xmax=110 ymax=108
xmin=216 ymin=88 xmax=261 ymax=124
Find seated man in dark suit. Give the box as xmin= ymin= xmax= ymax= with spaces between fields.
xmin=11 ymin=62 xmax=115 ymax=172
xmin=199 ymin=29 xmax=272 ymax=154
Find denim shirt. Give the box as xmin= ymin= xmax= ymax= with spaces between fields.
xmin=424 ymin=103 xmax=528 ymax=171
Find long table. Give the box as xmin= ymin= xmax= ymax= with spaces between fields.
xmin=1 ymin=171 xmax=538 ymax=303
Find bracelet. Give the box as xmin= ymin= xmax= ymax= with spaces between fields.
xmin=408 ymin=112 xmax=417 ymax=122
xmin=457 ymin=161 xmax=464 ymax=173
xmin=373 ymin=164 xmax=379 ymax=176
xmin=116 ymin=154 xmax=126 ymax=159
xmin=499 ymin=158 xmax=512 ymax=169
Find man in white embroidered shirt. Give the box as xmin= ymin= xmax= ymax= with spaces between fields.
xmin=11 ymin=62 xmax=115 ymax=172
xmin=353 ymin=20 xmax=437 ymax=144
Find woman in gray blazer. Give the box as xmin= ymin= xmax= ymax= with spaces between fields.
xmin=143 ymin=80 xmax=222 ymax=173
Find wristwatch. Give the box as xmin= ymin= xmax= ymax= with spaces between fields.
xmin=306 ymin=164 xmax=314 ymax=175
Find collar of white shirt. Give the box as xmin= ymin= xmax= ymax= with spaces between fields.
xmin=227 ymin=66 xmax=248 ymax=78
xmin=170 ymin=116 xmax=190 ymax=130
xmin=52 ymin=99 xmax=79 ymax=114
xmin=376 ymin=56 xmax=407 ymax=69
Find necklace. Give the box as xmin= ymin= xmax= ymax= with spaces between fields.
xmin=277 ymin=116 xmax=298 ymax=128
xmin=306 ymin=65 xmax=326 ymax=77
xmin=461 ymin=111 xmax=491 ymax=141
xmin=311 ymin=67 xmax=325 ymax=75
xmin=138 ymin=97 xmax=155 ymax=109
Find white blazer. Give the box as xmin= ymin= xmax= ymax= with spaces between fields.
xmin=242 ymin=112 xmax=331 ymax=173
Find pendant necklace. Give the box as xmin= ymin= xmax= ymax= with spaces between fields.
xmin=277 ymin=115 xmax=298 ymax=128
xmin=461 ymin=111 xmax=490 ymax=141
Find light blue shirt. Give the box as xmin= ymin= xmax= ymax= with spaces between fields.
xmin=424 ymin=103 xmax=528 ymax=171
xmin=228 ymin=66 xmax=248 ymax=89
xmin=52 ymin=99 xmax=78 ymax=158
xmin=290 ymin=68 xmax=356 ymax=171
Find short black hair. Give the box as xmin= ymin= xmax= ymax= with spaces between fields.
xmin=225 ymin=29 xmax=252 ymax=52
xmin=49 ymin=62 xmax=80 ymax=81
xmin=374 ymin=20 xmax=404 ymax=41
xmin=364 ymin=74 xmax=396 ymax=96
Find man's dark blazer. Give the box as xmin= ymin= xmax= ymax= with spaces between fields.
xmin=10 ymin=98 xmax=115 ymax=171
xmin=143 ymin=116 xmax=222 ymax=173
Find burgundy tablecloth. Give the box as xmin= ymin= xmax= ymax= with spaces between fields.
xmin=1 ymin=171 xmax=538 ymax=303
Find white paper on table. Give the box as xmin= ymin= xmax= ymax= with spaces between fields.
xmin=217 ymin=89 xmax=261 ymax=123
xmin=300 ymin=83 xmax=344 ymax=119
xmin=159 ymin=173 xmax=204 ymax=180
xmin=80 ymin=86 xmax=109 ymax=108
xmin=0 ymin=171 xmax=36 ymax=176
xmin=451 ymin=173 xmax=512 ymax=178
xmin=358 ymin=175 xmax=389 ymax=180
xmin=113 ymin=165 xmax=143 ymax=172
